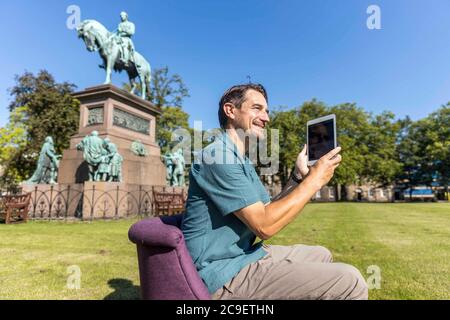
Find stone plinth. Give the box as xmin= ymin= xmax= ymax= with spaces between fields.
xmin=58 ymin=84 xmax=166 ymax=186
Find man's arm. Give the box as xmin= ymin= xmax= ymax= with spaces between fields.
xmin=271 ymin=170 xmax=303 ymax=202
xmin=272 ymin=144 xmax=309 ymax=201
xmin=234 ymin=147 xmax=341 ymax=240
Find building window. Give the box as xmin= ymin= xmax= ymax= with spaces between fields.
xmin=379 ymin=189 xmax=384 ymax=198
xmin=315 ymin=191 xmax=321 ymax=199
xmin=368 ymin=188 xmax=374 ymax=198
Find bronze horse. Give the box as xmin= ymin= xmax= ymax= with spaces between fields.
xmin=77 ymin=20 xmax=151 ymax=98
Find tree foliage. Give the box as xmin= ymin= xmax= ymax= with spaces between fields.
xmin=0 ymin=106 xmax=29 ymax=186
xmin=147 ymin=67 xmax=190 ymax=109
xmin=396 ymin=106 xmax=450 ymax=194
xmin=329 ymin=103 xmax=372 ymax=187
xmin=425 ymin=105 xmax=450 ymax=191
xmin=361 ymin=111 xmax=402 ymax=186
xmin=158 ymin=105 xmax=190 ymax=155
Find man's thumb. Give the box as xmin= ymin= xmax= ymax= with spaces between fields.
xmin=301 ymin=144 xmax=307 ymax=154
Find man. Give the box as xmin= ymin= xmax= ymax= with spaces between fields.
xmin=181 ymin=84 xmax=368 ymax=300
xmin=116 ymin=11 xmax=135 ymax=64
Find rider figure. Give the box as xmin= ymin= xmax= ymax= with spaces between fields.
xmin=116 ymin=11 xmax=135 ymax=65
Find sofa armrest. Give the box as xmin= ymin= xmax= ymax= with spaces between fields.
xmin=128 ymin=218 xmax=183 ymax=248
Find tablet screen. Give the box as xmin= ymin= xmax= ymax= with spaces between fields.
xmin=308 ymin=119 xmax=335 ymax=161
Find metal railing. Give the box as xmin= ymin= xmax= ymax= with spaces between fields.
xmin=26 ymin=184 xmax=186 ymax=220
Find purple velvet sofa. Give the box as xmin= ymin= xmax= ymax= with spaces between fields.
xmin=128 ymin=214 xmax=211 ymax=300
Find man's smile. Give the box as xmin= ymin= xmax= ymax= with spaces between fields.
xmin=252 ymin=120 xmax=266 ymax=129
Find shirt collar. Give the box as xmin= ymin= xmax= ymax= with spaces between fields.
xmin=218 ymin=131 xmax=253 ymax=165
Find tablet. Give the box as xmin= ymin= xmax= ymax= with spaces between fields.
xmin=307 ymin=114 xmax=337 ymax=166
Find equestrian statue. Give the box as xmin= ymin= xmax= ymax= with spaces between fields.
xmin=77 ymin=12 xmax=152 ymax=98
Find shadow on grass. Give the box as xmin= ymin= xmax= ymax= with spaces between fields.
xmin=103 ymin=279 xmax=140 ymax=300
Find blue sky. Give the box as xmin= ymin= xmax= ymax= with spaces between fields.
xmin=1 ymin=0 xmax=450 ymax=129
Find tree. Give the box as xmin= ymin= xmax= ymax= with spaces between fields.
xmin=327 ymin=103 xmax=373 ymax=199
xmin=363 ymin=111 xmax=402 ymax=187
xmin=402 ymin=106 xmax=450 ymax=198
xmin=394 ymin=116 xmax=424 ymax=197
xmin=4 ymin=70 xmax=79 ymax=182
xmin=425 ymin=105 xmax=450 ymax=196
xmin=395 ymin=106 xmax=450 ymax=200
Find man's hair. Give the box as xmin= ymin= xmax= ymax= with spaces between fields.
xmin=218 ymin=83 xmax=268 ymax=129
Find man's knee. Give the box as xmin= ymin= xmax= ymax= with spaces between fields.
xmin=334 ymin=263 xmax=368 ymax=300
xmin=313 ymin=245 xmax=333 ymax=263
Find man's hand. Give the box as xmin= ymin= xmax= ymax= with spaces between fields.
xmin=234 ymin=146 xmax=342 ymax=241
xmin=306 ymin=147 xmax=342 ymax=191
xmin=294 ymin=144 xmax=309 ymax=179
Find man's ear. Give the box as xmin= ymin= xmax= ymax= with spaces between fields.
xmin=223 ymin=103 xmax=236 ymax=121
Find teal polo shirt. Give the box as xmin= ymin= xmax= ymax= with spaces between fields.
xmin=181 ymin=132 xmax=271 ymax=294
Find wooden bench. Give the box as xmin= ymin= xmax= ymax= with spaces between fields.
xmin=153 ymin=191 xmax=186 ymax=216
xmin=0 ymin=193 xmax=32 ymax=224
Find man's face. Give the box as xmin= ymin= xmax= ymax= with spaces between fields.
xmin=120 ymin=13 xmax=127 ymax=21
xmin=230 ymin=89 xmax=270 ymax=139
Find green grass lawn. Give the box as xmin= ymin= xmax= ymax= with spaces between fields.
xmin=0 ymin=203 xmax=449 ymax=300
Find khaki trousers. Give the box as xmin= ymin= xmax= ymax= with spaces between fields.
xmin=212 ymin=244 xmax=368 ymax=300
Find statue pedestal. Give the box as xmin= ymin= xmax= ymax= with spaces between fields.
xmin=58 ymin=84 xmax=166 ymax=186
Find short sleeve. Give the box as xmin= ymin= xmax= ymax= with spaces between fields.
xmin=193 ymin=162 xmax=262 ymax=216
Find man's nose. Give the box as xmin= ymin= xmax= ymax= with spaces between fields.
xmin=260 ymin=110 xmax=270 ymax=123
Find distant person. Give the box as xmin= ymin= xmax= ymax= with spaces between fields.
xmin=182 ymin=84 xmax=368 ymax=300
